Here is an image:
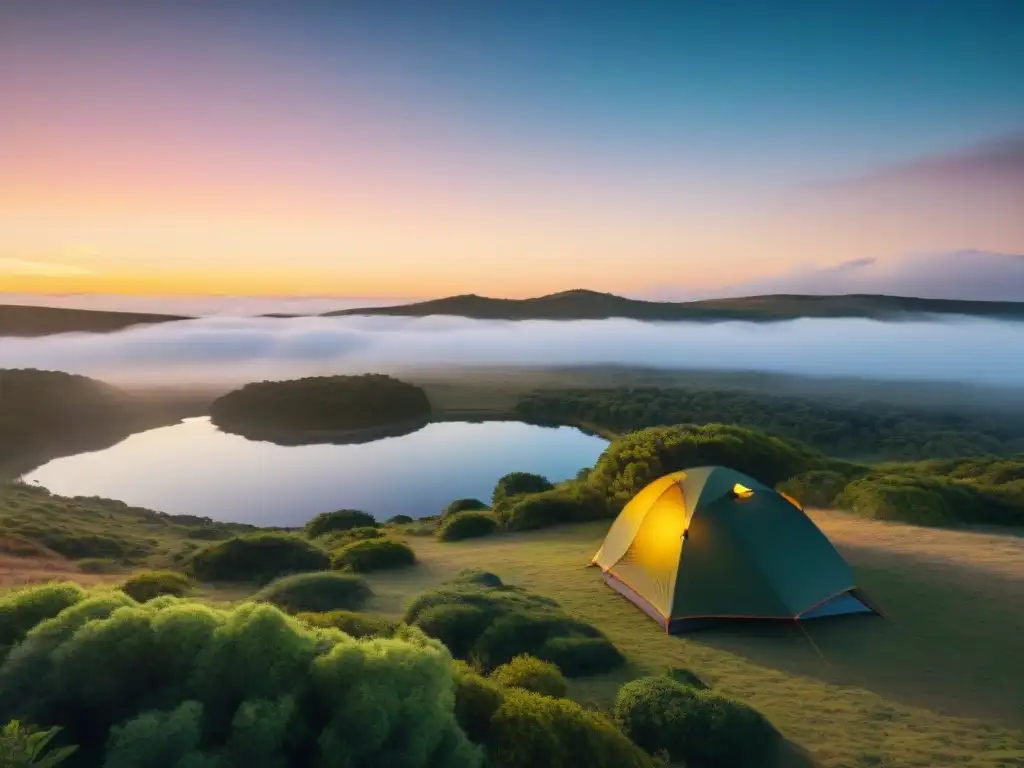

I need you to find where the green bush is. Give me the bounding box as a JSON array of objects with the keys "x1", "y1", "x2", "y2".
[
  {"x1": 502, "y1": 486, "x2": 607, "y2": 531},
  {"x1": 613, "y1": 676, "x2": 778, "y2": 767},
  {"x1": 777, "y1": 469, "x2": 853, "y2": 508},
  {"x1": 534, "y1": 636, "x2": 626, "y2": 677},
  {"x1": 305, "y1": 509, "x2": 378, "y2": 537},
  {"x1": 450, "y1": 664, "x2": 655, "y2": 768},
  {"x1": 451, "y1": 662, "x2": 504, "y2": 744},
  {"x1": 452, "y1": 570, "x2": 504, "y2": 588},
  {"x1": 0, "y1": 720, "x2": 77, "y2": 767},
  {"x1": 589, "y1": 424, "x2": 823, "y2": 508},
  {"x1": 490, "y1": 689, "x2": 655, "y2": 768},
  {"x1": 0, "y1": 594, "x2": 481, "y2": 768},
  {"x1": 294, "y1": 610, "x2": 397, "y2": 638},
  {"x1": 444, "y1": 498, "x2": 489, "y2": 516},
  {"x1": 386, "y1": 514, "x2": 414, "y2": 525},
  {"x1": 437, "y1": 512, "x2": 498, "y2": 542},
  {"x1": 406, "y1": 579, "x2": 623, "y2": 676},
  {"x1": 117, "y1": 571, "x2": 192, "y2": 602},
  {"x1": 491, "y1": 655, "x2": 568, "y2": 698},
  {"x1": 332, "y1": 538, "x2": 416, "y2": 572},
  {"x1": 0, "y1": 584, "x2": 86, "y2": 664},
  {"x1": 253, "y1": 572, "x2": 372, "y2": 613},
  {"x1": 415, "y1": 604, "x2": 494, "y2": 659},
  {"x1": 492, "y1": 472, "x2": 554, "y2": 507},
  {"x1": 189, "y1": 532, "x2": 330, "y2": 584}
]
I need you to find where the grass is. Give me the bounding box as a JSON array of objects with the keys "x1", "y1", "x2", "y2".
[
  {"x1": 0, "y1": 483, "x2": 255, "y2": 569},
  {"x1": 3, "y1": 491, "x2": 1023, "y2": 767},
  {"x1": 346, "y1": 513, "x2": 1024, "y2": 768}
]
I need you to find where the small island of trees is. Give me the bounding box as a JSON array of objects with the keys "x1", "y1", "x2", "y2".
[{"x1": 210, "y1": 374, "x2": 433, "y2": 443}]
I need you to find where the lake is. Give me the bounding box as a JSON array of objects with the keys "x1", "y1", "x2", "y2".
[{"x1": 23, "y1": 417, "x2": 608, "y2": 526}]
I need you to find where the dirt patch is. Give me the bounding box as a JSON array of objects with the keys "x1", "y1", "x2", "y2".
[{"x1": 0, "y1": 553, "x2": 122, "y2": 589}]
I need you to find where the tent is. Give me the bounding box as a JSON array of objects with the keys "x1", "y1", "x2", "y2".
[{"x1": 591, "y1": 466, "x2": 879, "y2": 632}]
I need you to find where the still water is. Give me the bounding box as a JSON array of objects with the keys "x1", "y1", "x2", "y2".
[{"x1": 25, "y1": 417, "x2": 608, "y2": 526}]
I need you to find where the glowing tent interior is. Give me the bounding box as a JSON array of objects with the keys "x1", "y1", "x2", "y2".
[{"x1": 591, "y1": 466, "x2": 879, "y2": 633}]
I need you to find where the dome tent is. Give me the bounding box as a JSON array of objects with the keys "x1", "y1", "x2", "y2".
[{"x1": 591, "y1": 466, "x2": 879, "y2": 633}]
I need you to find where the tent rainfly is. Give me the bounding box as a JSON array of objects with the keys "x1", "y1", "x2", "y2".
[{"x1": 591, "y1": 466, "x2": 879, "y2": 633}]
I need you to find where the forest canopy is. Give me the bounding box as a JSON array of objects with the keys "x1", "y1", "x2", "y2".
[{"x1": 210, "y1": 374, "x2": 432, "y2": 438}]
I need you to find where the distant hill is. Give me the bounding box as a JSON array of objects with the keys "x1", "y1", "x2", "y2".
[
  {"x1": 324, "y1": 290, "x2": 1024, "y2": 322},
  {"x1": 0, "y1": 304, "x2": 189, "y2": 337}
]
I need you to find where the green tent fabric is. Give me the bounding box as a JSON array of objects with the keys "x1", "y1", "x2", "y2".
[{"x1": 591, "y1": 466, "x2": 878, "y2": 632}]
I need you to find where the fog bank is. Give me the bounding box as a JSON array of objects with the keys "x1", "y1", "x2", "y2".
[{"x1": 1, "y1": 315, "x2": 1022, "y2": 388}]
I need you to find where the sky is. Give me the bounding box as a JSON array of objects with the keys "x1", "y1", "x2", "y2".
[{"x1": 2, "y1": 0, "x2": 1023, "y2": 299}]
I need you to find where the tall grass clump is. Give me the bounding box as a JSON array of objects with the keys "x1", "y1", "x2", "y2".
[
  {"x1": 117, "y1": 570, "x2": 192, "y2": 602},
  {"x1": 331, "y1": 538, "x2": 416, "y2": 572}
]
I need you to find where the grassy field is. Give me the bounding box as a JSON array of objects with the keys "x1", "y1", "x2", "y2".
[
  {"x1": 4, "y1": 508, "x2": 1024, "y2": 766},
  {"x1": 339, "y1": 512, "x2": 1024, "y2": 768}
]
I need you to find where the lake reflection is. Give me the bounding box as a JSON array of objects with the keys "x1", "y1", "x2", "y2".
[{"x1": 24, "y1": 417, "x2": 608, "y2": 526}]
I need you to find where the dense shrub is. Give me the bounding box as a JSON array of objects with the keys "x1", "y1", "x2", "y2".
[
  {"x1": 0, "y1": 583, "x2": 86, "y2": 663},
  {"x1": 452, "y1": 570, "x2": 504, "y2": 588},
  {"x1": 777, "y1": 469, "x2": 853, "y2": 508},
  {"x1": 534, "y1": 636, "x2": 625, "y2": 677},
  {"x1": 437, "y1": 512, "x2": 498, "y2": 542},
  {"x1": 117, "y1": 571, "x2": 192, "y2": 602},
  {"x1": 837, "y1": 470, "x2": 1024, "y2": 526},
  {"x1": 0, "y1": 589, "x2": 480, "y2": 767},
  {"x1": 613, "y1": 676, "x2": 777, "y2": 767},
  {"x1": 189, "y1": 532, "x2": 330, "y2": 584},
  {"x1": 501, "y1": 486, "x2": 607, "y2": 531},
  {"x1": 306, "y1": 509, "x2": 378, "y2": 537},
  {"x1": 405, "y1": 579, "x2": 623, "y2": 676},
  {"x1": 332, "y1": 538, "x2": 416, "y2": 572},
  {"x1": 490, "y1": 689, "x2": 655, "y2": 768},
  {"x1": 491, "y1": 655, "x2": 568, "y2": 698},
  {"x1": 450, "y1": 664, "x2": 655, "y2": 768},
  {"x1": 451, "y1": 662, "x2": 504, "y2": 744},
  {"x1": 295, "y1": 610, "x2": 397, "y2": 638},
  {"x1": 386, "y1": 514, "x2": 414, "y2": 525},
  {"x1": 491, "y1": 472, "x2": 554, "y2": 508},
  {"x1": 253, "y1": 572, "x2": 372, "y2": 613},
  {"x1": 515, "y1": 385, "x2": 1024, "y2": 461},
  {"x1": 589, "y1": 424, "x2": 824, "y2": 508},
  {"x1": 444, "y1": 498, "x2": 489, "y2": 517},
  {"x1": 0, "y1": 720, "x2": 77, "y2": 767}
]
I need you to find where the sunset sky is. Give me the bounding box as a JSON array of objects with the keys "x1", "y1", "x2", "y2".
[{"x1": 2, "y1": 0, "x2": 1023, "y2": 299}]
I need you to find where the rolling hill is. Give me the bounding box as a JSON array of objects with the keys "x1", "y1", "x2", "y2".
[
  {"x1": 325, "y1": 289, "x2": 1024, "y2": 322},
  {"x1": 0, "y1": 304, "x2": 189, "y2": 337}
]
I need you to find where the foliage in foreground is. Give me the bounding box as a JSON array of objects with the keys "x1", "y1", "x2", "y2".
[
  {"x1": 189, "y1": 532, "x2": 331, "y2": 584},
  {"x1": 437, "y1": 512, "x2": 498, "y2": 542},
  {"x1": 0, "y1": 720, "x2": 77, "y2": 767},
  {"x1": 0, "y1": 585, "x2": 480, "y2": 768},
  {"x1": 405, "y1": 576, "x2": 624, "y2": 676},
  {"x1": 613, "y1": 676, "x2": 779, "y2": 767},
  {"x1": 331, "y1": 537, "x2": 416, "y2": 572},
  {"x1": 451, "y1": 664, "x2": 657, "y2": 768},
  {"x1": 490, "y1": 655, "x2": 568, "y2": 698},
  {"x1": 253, "y1": 571, "x2": 372, "y2": 614},
  {"x1": 294, "y1": 610, "x2": 398, "y2": 639},
  {"x1": 117, "y1": 570, "x2": 192, "y2": 602}
]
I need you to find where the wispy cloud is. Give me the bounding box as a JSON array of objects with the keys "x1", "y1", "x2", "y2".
[
  {"x1": 812, "y1": 134, "x2": 1024, "y2": 191},
  {"x1": 0, "y1": 258, "x2": 94, "y2": 278}
]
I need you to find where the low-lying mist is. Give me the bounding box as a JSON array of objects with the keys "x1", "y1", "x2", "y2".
[{"x1": 1, "y1": 315, "x2": 1022, "y2": 389}]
